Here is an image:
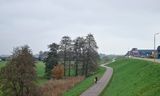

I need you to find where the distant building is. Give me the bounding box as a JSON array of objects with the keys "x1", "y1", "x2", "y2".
[
  {"x1": 130, "y1": 48, "x2": 140, "y2": 57},
  {"x1": 157, "y1": 46, "x2": 160, "y2": 59},
  {"x1": 126, "y1": 48, "x2": 154, "y2": 58},
  {"x1": 138, "y1": 50, "x2": 154, "y2": 58}
]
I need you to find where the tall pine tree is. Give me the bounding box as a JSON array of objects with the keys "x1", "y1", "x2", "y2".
[{"x1": 44, "y1": 43, "x2": 59, "y2": 79}]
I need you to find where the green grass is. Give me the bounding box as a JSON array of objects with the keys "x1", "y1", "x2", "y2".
[
  {"x1": 101, "y1": 58, "x2": 160, "y2": 96},
  {"x1": 63, "y1": 66, "x2": 106, "y2": 96},
  {"x1": 35, "y1": 61, "x2": 48, "y2": 85},
  {"x1": 35, "y1": 61, "x2": 45, "y2": 77},
  {"x1": 66, "y1": 68, "x2": 76, "y2": 76},
  {"x1": 0, "y1": 61, "x2": 7, "y2": 68}
]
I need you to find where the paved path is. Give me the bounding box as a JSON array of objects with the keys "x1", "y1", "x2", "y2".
[{"x1": 80, "y1": 60, "x2": 114, "y2": 96}]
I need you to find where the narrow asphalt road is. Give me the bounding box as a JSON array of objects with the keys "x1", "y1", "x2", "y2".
[{"x1": 80, "y1": 60, "x2": 114, "y2": 96}]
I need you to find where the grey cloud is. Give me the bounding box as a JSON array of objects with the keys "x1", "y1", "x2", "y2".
[{"x1": 0, "y1": 0, "x2": 160, "y2": 55}]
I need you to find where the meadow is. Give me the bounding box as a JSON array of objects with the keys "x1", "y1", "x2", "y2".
[
  {"x1": 0, "y1": 61, "x2": 6, "y2": 68},
  {"x1": 101, "y1": 58, "x2": 160, "y2": 96},
  {"x1": 0, "y1": 61, "x2": 106, "y2": 96}
]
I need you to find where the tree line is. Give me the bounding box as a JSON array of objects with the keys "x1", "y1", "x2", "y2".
[{"x1": 44, "y1": 33, "x2": 99, "y2": 79}]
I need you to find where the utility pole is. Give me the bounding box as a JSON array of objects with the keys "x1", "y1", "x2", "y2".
[{"x1": 154, "y1": 33, "x2": 159, "y2": 62}]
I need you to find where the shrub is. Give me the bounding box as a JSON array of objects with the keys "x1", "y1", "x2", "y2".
[{"x1": 52, "y1": 64, "x2": 64, "y2": 79}]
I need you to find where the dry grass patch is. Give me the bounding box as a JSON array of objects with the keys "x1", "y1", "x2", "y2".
[{"x1": 41, "y1": 76, "x2": 84, "y2": 96}]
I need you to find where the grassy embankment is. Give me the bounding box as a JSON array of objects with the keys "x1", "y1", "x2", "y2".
[{"x1": 101, "y1": 58, "x2": 160, "y2": 96}]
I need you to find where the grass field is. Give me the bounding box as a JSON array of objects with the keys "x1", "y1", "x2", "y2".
[
  {"x1": 64, "y1": 66, "x2": 106, "y2": 96},
  {"x1": 35, "y1": 61, "x2": 45, "y2": 77},
  {"x1": 35, "y1": 61, "x2": 48, "y2": 85},
  {"x1": 101, "y1": 58, "x2": 160, "y2": 96},
  {"x1": 0, "y1": 61, "x2": 6, "y2": 68}
]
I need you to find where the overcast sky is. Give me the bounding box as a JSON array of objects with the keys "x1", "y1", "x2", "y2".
[{"x1": 0, "y1": 0, "x2": 160, "y2": 55}]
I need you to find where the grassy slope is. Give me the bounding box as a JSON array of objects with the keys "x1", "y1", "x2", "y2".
[
  {"x1": 64, "y1": 66, "x2": 106, "y2": 96},
  {"x1": 101, "y1": 58, "x2": 160, "y2": 96}
]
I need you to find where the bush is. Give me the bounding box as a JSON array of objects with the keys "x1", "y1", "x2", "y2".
[{"x1": 52, "y1": 64, "x2": 64, "y2": 79}]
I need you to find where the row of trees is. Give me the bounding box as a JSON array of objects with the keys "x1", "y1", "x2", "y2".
[
  {"x1": 0, "y1": 33, "x2": 99, "y2": 96},
  {"x1": 0, "y1": 34, "x2": 99, "y2": 96},
  {"x1": 44, "y1": 34, "x2": 99, "y2": 79}
]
